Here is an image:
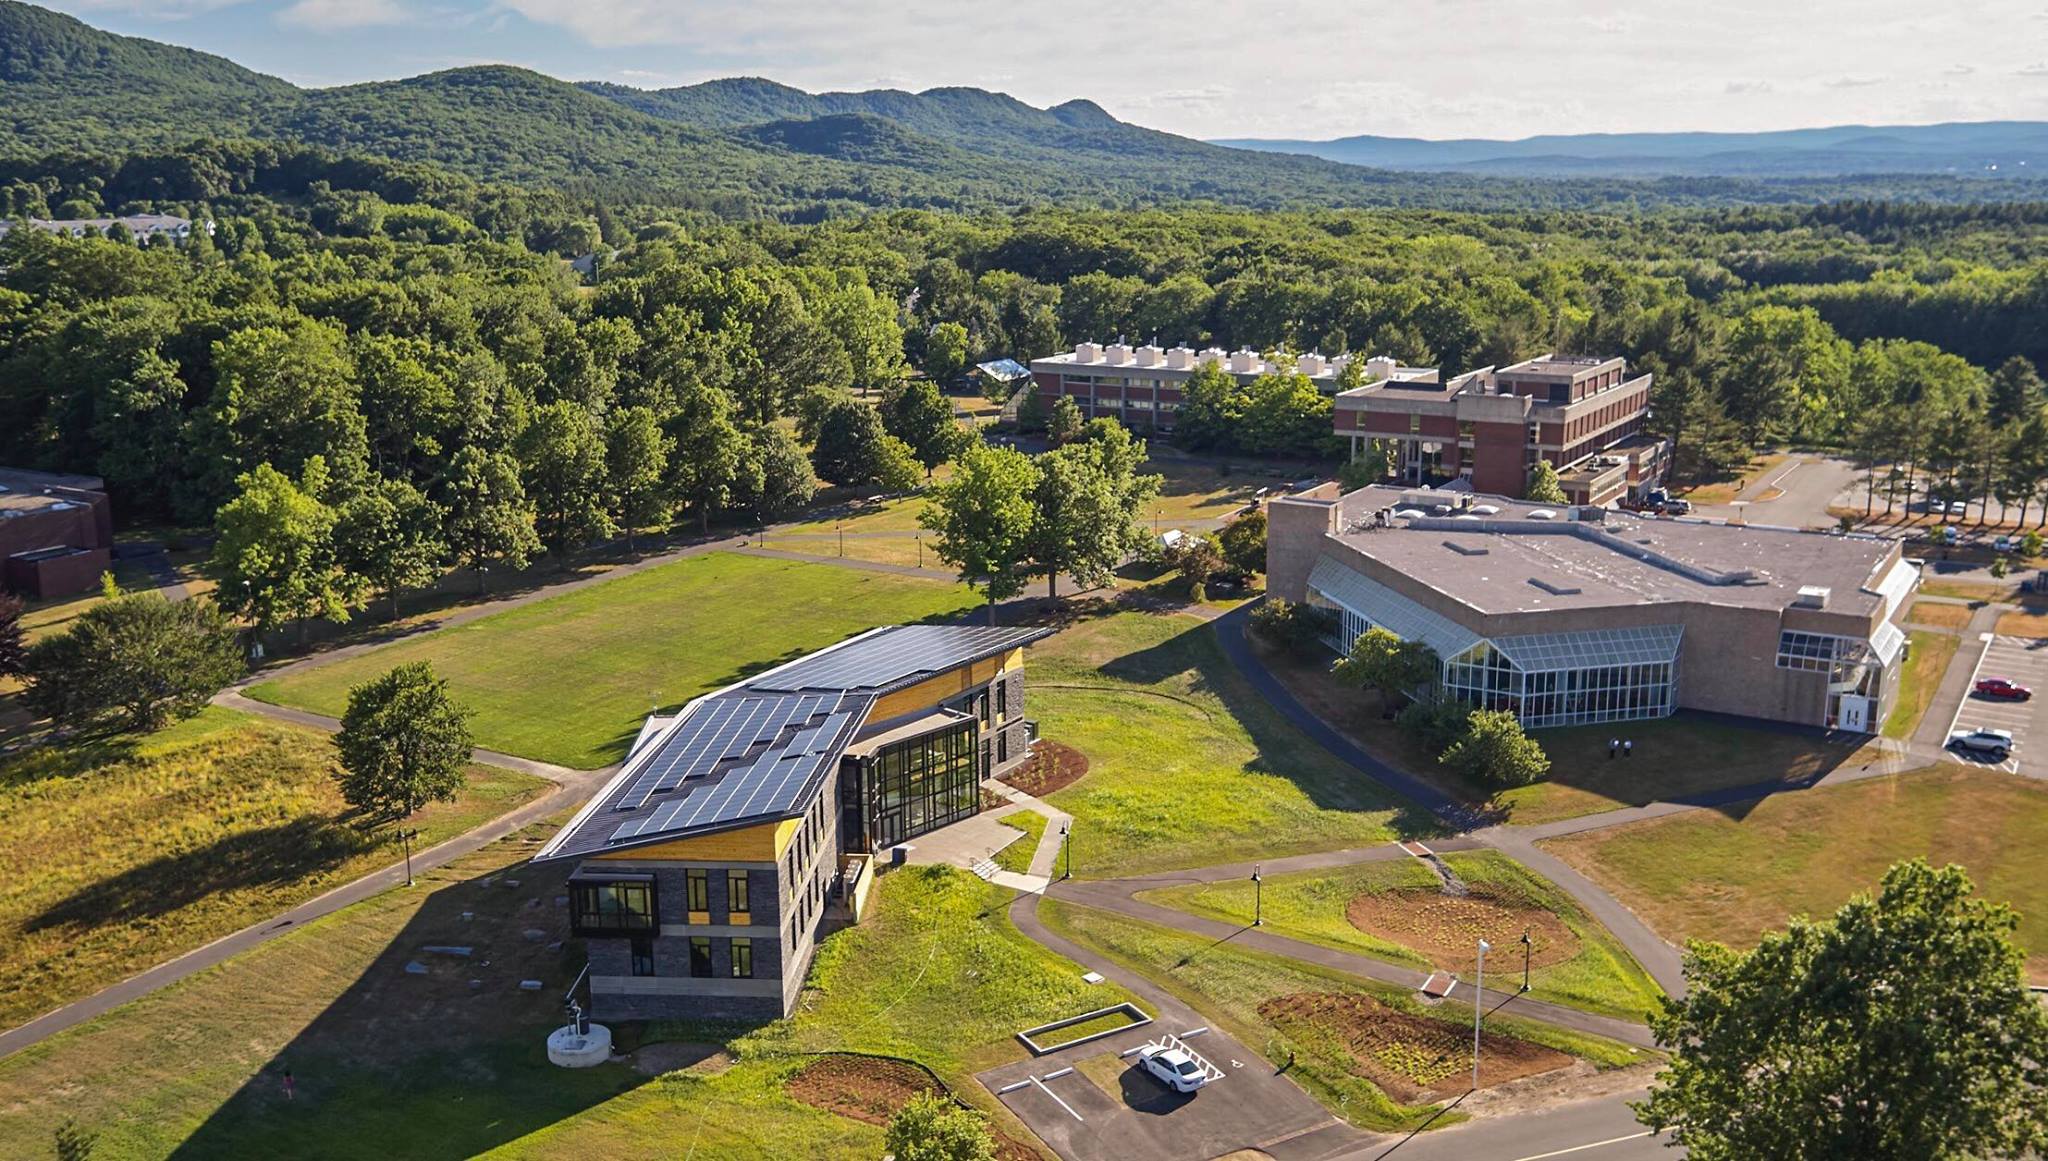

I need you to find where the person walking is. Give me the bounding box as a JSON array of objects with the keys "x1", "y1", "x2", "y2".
[
  {"x1": 1623, "y1": 737, "x2": 1634, "y2": 759},
  {"x1": 1608, "y1": 737, "x2": 1619, "y2": 760},
  {"x1": 282, "y1": 1068, "x2": 295, "y2": 1101}
]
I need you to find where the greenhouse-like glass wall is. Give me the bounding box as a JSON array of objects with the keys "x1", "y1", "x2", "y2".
[{"x1": 1442, "y1": 627, "x2": 1681, "y2": 728}]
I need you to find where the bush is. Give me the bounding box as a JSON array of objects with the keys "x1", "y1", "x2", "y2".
[
  {"x1": 1218, "y1": 509, "x2": 1267, "y2": 576},
  {"x1": 21, "y1": 588, "x2": 243, "y2": 733},
  {"x1": 1249, "y1": 597, "x2": 1333, "y2": 654},
  {"x1": 885, "y1": 1092, "x2": 995, "y2": 1161},
  {"x1": 1439, "y1": 708, "x2": 1550, "y2": 788},
  {"x1": 1396, "y1": 696, "x2": 1472, "y2": 752}
]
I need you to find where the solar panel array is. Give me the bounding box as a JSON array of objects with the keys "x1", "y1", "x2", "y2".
[
  {"x1": 749, "y1": 625, "x2": 1048, "y2": 693},
  {"x1": 607, "y1": 690, "x2": 874, "y2": 845}
]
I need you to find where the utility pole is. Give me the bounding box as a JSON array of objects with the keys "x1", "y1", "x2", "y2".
[
  {"x1": 1473, "y1": 938, "x2": 1490, "y2": 1091},
  {"x1": 1520, "y1": 929, "x2": 1532, "y2": 994}
]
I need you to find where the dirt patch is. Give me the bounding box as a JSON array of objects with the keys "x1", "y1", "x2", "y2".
[
  {"x1": 1259, "y1": 992, "x2": 1572, "y2": 1103},
  {"x1": 1347, "y1": 887, "x2": 1579, "y2": 970},
  {"x1": 1001, "y1": 739, "x2": 1089, "y2": 797},
  {"x1": 788, "y1": 1054, "x2": 1037, "y2": 1160},
  {"x1": 788, "y1": 1054, "x2": 942, "y2": 1126},
  {"x1": 632, "y1": 1041, "x2": 732, "y2": 1076}
]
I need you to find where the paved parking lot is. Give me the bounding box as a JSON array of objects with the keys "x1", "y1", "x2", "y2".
[{"x1": 1944, "y1": 633, "x2": 2048, "y2": 775}]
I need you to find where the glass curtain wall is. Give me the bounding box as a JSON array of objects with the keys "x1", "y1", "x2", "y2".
[
  {"x1": 1443, "y1": 640, "x2": 1676, "y2": 728},
  {"x1": 863, "y1": 720, "x2": 981, "y2": 849}
]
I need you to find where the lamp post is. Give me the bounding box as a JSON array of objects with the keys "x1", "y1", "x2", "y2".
[
  {"x1": 1519, "y1": 929, "x2": 1532, "y2": 994},
  {"x1": 1473, "y1": 938, "x2": 1490, "y2": 1091},
  {"x1": 1252, "y1": 865, "x2": 1263, "y2": 926},
  {"x1": 400, "y1": 828, "x2": 419, "y2": 887},
  {"x1": 838, "y1": 524, "x2": 845, "y2": 557},
  {"x1": 1061, "y1": 822, "x2": 1071, "y2": 881},
  {"x1": 916, "y1": 534, "x2": 924, "y2": 568}
]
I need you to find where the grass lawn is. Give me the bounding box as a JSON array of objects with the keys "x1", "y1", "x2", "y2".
[
  {"x1": 1137, "y1": 851, "x2": 1664, "y2": 1022},
  {"x1": 1997, "y1": 608, "x2": 2048, "y2": 636},
  {"x1": 249, "y1": 553, "x2": 981, "y2": 769},
  {"x1": 1907, "y1": 601, "x2": 1973, "y2": 631},
  {"x1": 0, "y1": 706, "x2": 546, "y2": 1030},
  {"x1": 1542, "y1": 765, "x2": 2048, "y2": 983},
  {"x1": 1919, "y1": 578, "x2": 2019, "y2": 603},
  {"x1": 1883, "y1": 629, "x2": 1959, "y2": 739},
  {"x1": 1030, "y1": 609, "x2": 1426, "y2": 877},
  {"x1": 1675, "y1": 451, "x2": 1787, "y2": 505},
  {"x1": 758, "y1": 532, "x2": 934, "y2": 571},
  {"x1": 0, "y1": 825, "x2": 1110, "y2": 1158},
  {"x1": 1041, "y1": 901, "x2": 1649, "y2": 1133},
  {"x1": 1251, "y1": 635, "x2": 1864, "y2": 826},
  {"x1": 992, "y1": 809, "x2": 1049, "y2": 874},
  {"x1": 1145, "y1": 460, "x2": 1267, "y2": 525}
]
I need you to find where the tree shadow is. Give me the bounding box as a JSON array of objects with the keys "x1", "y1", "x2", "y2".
[
  {"x1": 0, "y1": 730, "x2": 144, "y2": 786},
  {"x1": 168, "y1": 836, "x2": 666, "y2": 1160},
  {"x1": 27, "y1": 818, "x2": 373, "y2": 934}
]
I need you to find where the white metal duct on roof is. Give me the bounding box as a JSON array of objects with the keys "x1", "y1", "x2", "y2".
[
  {"x1": 1307, "y1": 557, "x2": 1480, "y2": 660},
  {"x1": 1489, "y1": 624, "x2": 1684, "y2": 672},
  {"x1": 1871, "y1": 619, "x2": 1907, "y2": 667}
]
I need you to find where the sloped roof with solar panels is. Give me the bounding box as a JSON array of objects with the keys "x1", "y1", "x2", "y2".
[{"x1": 533, "y1": 624, "x2": 1050, "y2": 861}]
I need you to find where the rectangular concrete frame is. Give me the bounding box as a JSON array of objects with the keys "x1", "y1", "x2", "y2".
[{"x1": 1016, "y1": 1002, "x2": 1153, "y2": 1056}]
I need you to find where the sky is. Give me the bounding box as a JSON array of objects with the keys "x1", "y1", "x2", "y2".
[{"x1": 43, "y1": 0, "x2": 2048, "y2": 140}]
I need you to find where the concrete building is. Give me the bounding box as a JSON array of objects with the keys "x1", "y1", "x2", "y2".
[
  {"x1": 0, "y1": 214, "x2": 211, "y2": 243},
  {"x1": 1028, "y1": 341, "x2": 1430, "y2": 433},
  {"x1": 1333, "y1": 354, "x2": 1666, "y2": 505},
  {"x1": 1267, "y1": 483, "x2": 1917, "y2": 732},
  {"x1": 531, "y1": 624, "x2": 1048, "y2": 1022},
  {"x1": 0, "y1": 468, "x2": 114, "y2": 599}
]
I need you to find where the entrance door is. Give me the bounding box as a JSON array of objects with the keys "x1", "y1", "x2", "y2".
[{"x1": 1837, "y1": 694, "x2": 1871, "y2": 733}]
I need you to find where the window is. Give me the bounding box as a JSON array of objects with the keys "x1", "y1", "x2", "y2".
[
  {"x1": 997, "y1": 730, "x2": 1009, "y2": 765},
  {"x1": 859, "y1": 720, "x2": 981, "y2": 850},
  {"x1": 731, "y1": 938, "x2": 755, "y2": 979},
  {"x1": 1408, "y1": 413, "x2": 1422, "y2": 433},
  {"x1": 686, "y1": 868, "x2": 709, "y2": 912},
  {"x1": 689, "y1": 936, "x2": 713, "y2": 977},
  {"x1": 568, "y1": 877, "x2": 657, "y2": 936},
  {"x1": 728, "y1": 869, "x2": 751, "y2": 919},
  {"x1": 630, "y1": 936, "x2": 655, "y2": 977}
]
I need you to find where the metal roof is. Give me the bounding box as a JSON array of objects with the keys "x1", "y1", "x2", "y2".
[
  {"x1": 1486, "y1": 624, "x2": 1684, "y2": 671},
  {"x1": 1308, "y1": 556, "x2": 1480, "y2": 660},
  {"x1": 534, "y1": 624, "x2": 1049, "y2": 861}
]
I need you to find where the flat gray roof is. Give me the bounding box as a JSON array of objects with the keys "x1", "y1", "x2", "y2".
[{"x1": 1329, "y1": 486, "x2": 1900, "y2": 617}]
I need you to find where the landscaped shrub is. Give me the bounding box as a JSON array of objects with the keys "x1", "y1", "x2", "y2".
[
  {"x1": 1439, "y1": 708, "x2": 1550, "y2": 788},
  {"x1": 1249, "y1": 597, "x2": 1334, "y2": 654},
  {"x1": 1396, "y1": 696, "x2": 1472, "y2": 753}
]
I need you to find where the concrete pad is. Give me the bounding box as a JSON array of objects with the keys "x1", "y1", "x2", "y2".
[{"x1": 900, "y1": 812, "x2": 1027, "y2": 870}]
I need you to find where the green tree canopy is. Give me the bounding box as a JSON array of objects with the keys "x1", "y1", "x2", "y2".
[
  {"x1": 605, "y1": 404, "x2": 674, "y2": 545},
  {"x1": 439, "y1": 446, "x2": 541, "y2": 592},
  {"x1": 1044, "y1": 394, "x2": 1084, "y2": 446},
  {"x1": 1334, "y1": 626, "x2": 1440, "y2": 705},
  {"x1": 211, "y1": 458, "x2": 361, "y2": 636},
  {"x1": 1638, "y1": 859, "x2": 2048, "y2": 1160},
  {"x1": 334, "y1": 661, "x2": 475, "y2": 818},
  {"x1": 809, "y1": 396, "x2": 891, "y2": 486},
  {"x1": 22, "y1": 585, "x2": 242, "y2": 733},
  {"x1": 1525, "y1": 460, "x2": 1567, "y2": 503},
  {"x1": 335, "y1": 477, "x2": 447, "y2": 619},
  {"x1": 736, "y1": 423, "x2": 816, "y2": 523},
  {"x1": 1217, "y1": 509, "x2": 1267, "y2": 576},
  {"x1": 922, "y1": 321, "x2": 970, "y2": 385},
  {"x1": 884, "y1": 1093, "x2": 995, "y2": 1161},
  {"x1": 518, "y1": 398, "x2": 616, "y2": 553},
  {"x1": 919, "y1": 439, "x2": 1038, "y2": 621},
  {"x1": 0, "y1": 592, "x2": 23, "y2": 678},
  {"x1": 884, "y1": 377, "x2": 966, "y2": 477},
  {"x1": 1438, "y1": 707, "x2": 1548, "y2": 788}
]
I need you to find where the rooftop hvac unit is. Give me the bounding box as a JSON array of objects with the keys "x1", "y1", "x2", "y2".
[
  {"x1": 1134, "y1": 344, "x2": 1163, "y2": 367},
  {"x1": 1296, "y1": 352, "x2": 1327, "y2": 376},
  {"x1": 1103, "y1": 343, "x2": 1132, "y2": 364},
  {"x1": 1073, "y1": 341, "x2": 1100, "y2": 362},
  {"x1": 1793, "y1": 585, "x2": 1830, "y2": 609},
  {"x1": 1165, "y1": 346, "x2": 1195, "y2": 369},
  {"x1": 1229, "y1": 349, "x2": 1259, "y2": 374}
]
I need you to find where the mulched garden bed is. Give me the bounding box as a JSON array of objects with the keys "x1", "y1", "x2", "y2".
[
  {"x1": 786, "y1": 1054, "x2": 1037, "y2": 1160},
  {"x1": 1258, "y1": 992, "x2": 1572, "y2": 1103},
  {"x1": 1000, "y1": 739, "x2": 1089, "y2": 797},
  {"x1": 1346, "y1": 887, "x2": 1579, "y2": 971}
]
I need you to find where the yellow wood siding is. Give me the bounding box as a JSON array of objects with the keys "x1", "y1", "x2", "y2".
[
  {"x1": 865, "y1": 649, "x2": 1022, "y2": 724},
  {"x1": 591, "y1": 817, "x2": 798, "y2": 862}
]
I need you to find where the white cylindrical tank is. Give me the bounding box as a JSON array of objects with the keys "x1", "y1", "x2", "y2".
[{"x1": 547, "y1": 1023, "x2": 613, "y2": 1068}]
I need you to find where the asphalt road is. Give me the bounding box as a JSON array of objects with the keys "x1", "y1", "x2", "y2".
[{"x1": 1346, "y1": 1089, "x2": 1673, "y2": 1161}]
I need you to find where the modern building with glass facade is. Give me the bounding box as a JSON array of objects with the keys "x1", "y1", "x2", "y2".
[
  {"x1": 531, "y1": 624, "x2": 1047, "y2": 1023},
  {"x1": 1268, "y1": 484, "x2": 1917, "y2": 733}
]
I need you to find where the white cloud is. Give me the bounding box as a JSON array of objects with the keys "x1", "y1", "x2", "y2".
[
  {"x1": 2018, "y1": 62, "x2": 2048, "y2": 76},
  {"x1": 1824, "y1": 75, "x2": 1888, "y2": 88},
  {"x1": 1725, "y1": 80, "x2": 1773, "y2": 94},
  {"x1": 1944, "y1": 63, "x2": 1977, "y2": 75},
  {"x1": 278, "y1": 0, "x2": 406, "y2": 29}
]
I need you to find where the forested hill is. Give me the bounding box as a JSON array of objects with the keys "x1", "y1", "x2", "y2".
[{"x1": 3, "y1": 0, "x2": 2046, "y2": 216}]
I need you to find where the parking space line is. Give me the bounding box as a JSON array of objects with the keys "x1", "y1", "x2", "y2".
[{"x1": 1030, "y1": 1074, "x2": 1084, "y2": 1122}]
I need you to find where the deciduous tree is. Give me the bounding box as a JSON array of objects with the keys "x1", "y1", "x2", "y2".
[
  {"x1": 334, "y1": 661, "x2": 475, "y2": 819},
  {"x1": 922, "y1": 321, "x2": 970, "y2": 386},
  {"x1": 1044, "y1": 395, "x2": 1084, "y2": 447},
  {"x1": 211, "y1": 458, "x2": 361, "y2": 637},
  {"x1": 885, "y1": 1092, "x2": 995, "y2": 1161},
  {"x1": 1525, "y1": 460, "x2": 1567, "y2": 504},
  {"x1": 518, "y1": 399, "x2": 616, "y2": 552},
  {"x1": 1637, "y1": 859, "x2": 2048, "y2": 1160},
  {"x1": 21, "y1": 586, "x2": 242, "y2": 733},
  {"x1": 884, "y1": 377, "x2": 966, "y2": 477},
  {"x1": 919, "y1": 440, "x2": 1038, "y2": 622},
  {"x1": 1438, "y1": 708, "x2": 1547, "y2": 788},
  {"x1": 605, "y1": 404, "x2": 673, "y2": 546},
  {"x1": 336, "y1": 477, "x2": 447, "y2": 619},
  {"x1": 439, "y1": 446, "x2": 541, "y2": 593},
  {"x1": 1334, "y1": 627, "x2": 1440, "y2": 705},
  {"x1": 1217, "y1": 509, "x2": 1267, "y2": 577}
]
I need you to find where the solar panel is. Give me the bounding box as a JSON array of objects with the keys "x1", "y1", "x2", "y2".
[{"x1": 751, "y1": 625, "x2": 1047, "y2": 693}]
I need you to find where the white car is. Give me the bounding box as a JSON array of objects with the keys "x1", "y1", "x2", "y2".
[
  {"x1": 1137, "y1": 1044, "x2": 1210, "y2": 1093},
  {"x1": 1949, "y1": 727, "x2": 2015, "y2": 759},
  {"x1": 1949, "y1": 500, "x2": 1970, "y2": 517}
]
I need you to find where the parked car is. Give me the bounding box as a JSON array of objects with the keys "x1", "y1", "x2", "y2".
[
  {"x1": 1948, "y1": 727, "x2": 2015, "y2": 759},
  {"x1": 1974, "y1": 677, "x2": 2033, "y2": 701},
  {"x1": 1949, "y1": 500, "x2": 1970, "y2": 517},
  {"x1": 1137, "y1": 1044, "x2": 1211, "y2": 1093},
  {"x1": 1659, "y1": 498, "x2": 1693, "y2": 516},
  {"x1": 1995, "y1": 535, "x2": 2016, "y2": 553}
]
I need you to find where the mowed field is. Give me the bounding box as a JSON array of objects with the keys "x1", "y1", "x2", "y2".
[
  {"x1": 1029, "y1": 609, "x2": 1425, "y2": 876},
  {"x1": 1542, "y1": 765, "x2": 2048, "y2": 981},
  {"x1": 0, "y1": 707, "x2": 546, "y2": 1029},
  {"x1": 0, "y1": 820, "x2": 1114, "y2": 1160},
  {"x1": 249, "y1": 553, "x2": 982, "y2": 769}
]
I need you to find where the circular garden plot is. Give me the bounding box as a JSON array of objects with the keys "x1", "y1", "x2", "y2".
[
  {"x1": 1000, "y1": 739, "x2": 1089, "y2": 797},
  {"x1": 1258, "y1": 992, "x2": 1572, "y2": 1103},
  {"x1": 1346, "y1": 887, "x2": 1578, "y2": 970}
]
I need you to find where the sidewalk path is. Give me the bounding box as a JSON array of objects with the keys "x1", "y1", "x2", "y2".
[{"x1": 1913, "y1": 605, "x2": 2000, "y2": 749}]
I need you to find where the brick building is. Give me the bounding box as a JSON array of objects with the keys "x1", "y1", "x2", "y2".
[
  {"x1": 1028, "y1": 341, "x2": 1431, "y2": 433},
  {"x1": 531, "y1": 624, "x2": 1048, "y2": 1022},
  {"x1": 0, "y1": 468, "x2": 114, "y2": 598},
  {"x1": 1333, "y1": 354, "x2": 1666, "y2": 505}
]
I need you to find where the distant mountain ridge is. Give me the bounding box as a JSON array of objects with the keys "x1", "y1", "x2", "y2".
[
  {"x1": 2, "y1": 0, "x2": 2044, "y2": 215},
  {"x1": 1214, "y1": 123, "x2": 2048, "y2": 178}
]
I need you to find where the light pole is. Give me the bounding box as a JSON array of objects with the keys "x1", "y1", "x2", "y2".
[
  {"x1": 1061, "y1": 822, "x2": 1071, "y2": 881},
  {"x1": 1252, "y1": 865, "x2": 1263, "y2": 926},
  {"x1": 400, "y1": 828, "x2": 419, "y2": 887},
  {"x1": 1473, "y1": 938, "x2": 1490, "y2": 1091},
  {"x1": 916, "y1": 534, "x2": 924, "y2": 568},
  {"x1": 838, "y1": 524, "x2": 845, "y2": 557},
  {"x1": 1519, "y1": 929, "x2": 1532, "y2": 994}
]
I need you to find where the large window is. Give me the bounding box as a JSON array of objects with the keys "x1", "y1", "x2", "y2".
[
  {"x1": 689, "y1": 937, "x2": 713, "y2": 978},
  {"x1": 569, "y1": 876, "x2": 656, "y2": 936},
  {"x1": 861, "y1": 719, "x2": 981, "y2": 850},
  {"x1": 630, "y1": 936, "x2": 655, "y2": 977},
  {"x1": 730, "y1": 938, "x2": 755, "y2": 979},
  {"x1": 686, "y1": 868, "x2": 709, "y2": 912},
  {"x1": 1442, "y1": 632, "x2": 1677, "y2": 730},
  {"x1": 727, "y1": 870, "x2": 751, "y2": 920}
]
